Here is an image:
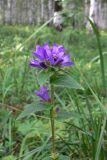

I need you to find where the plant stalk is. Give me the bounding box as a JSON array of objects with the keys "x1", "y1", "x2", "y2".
[{"x1": 50, "y1": 84, "x2": 56, "y2": 159}]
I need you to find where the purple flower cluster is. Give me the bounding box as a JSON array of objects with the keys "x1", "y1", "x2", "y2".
[
  {"x1": 35, "y1": 86, "x2": 51, "y2": 102},
  {"x1": 30, "y1": 43, "x2": 73, "y2": 69},
  {"x1": 31, "y1": 43, "x2": 74, "y2": 102}
]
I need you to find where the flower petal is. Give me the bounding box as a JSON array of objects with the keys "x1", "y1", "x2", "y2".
[
  {"x1": 32, "y1": 45, "x2": 45, "y2": 60},
  {"x1": 30, "y1": 59, "x2": 41, "y2": 68},
  {"x1": 61, "y1": 54, "x2": 74, "y2": 66},
  {"x1": 35, "y1": 86, "x2": 50, "y2": 102}
]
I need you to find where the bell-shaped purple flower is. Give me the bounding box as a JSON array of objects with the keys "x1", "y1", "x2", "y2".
[
  {"x1": 30, "y1": 43, "x2": 74, "y2": 69},
  {"x1": 35, "y1": 86, "x2": 51, "y2": 102}
]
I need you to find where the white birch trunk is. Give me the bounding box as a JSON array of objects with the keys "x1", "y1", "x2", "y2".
[
  {"x1": 53, "y1": 12, "x2": 63, "y2": 27},
  {"x1": 86, "y1": 0, "x2": 107, "y2": 30},
  {"x1": 97, "y1": 0, "x2": 107, "y2": 29},
  {"x1": 86, "y1": 0, "x2": 97, "y2": 31},
  {"x1": 41, "y1": 0, "x2": 44, "y2": 22},
  {"x1": 0, "y1": 0, "x2": 3, "y2": 23},
  {"x1": 4, "y1": 0, "x2": 11, "y2": 23},
  {"x1": 11, "y1": 0, "x2": 17, "y2": 24},
  {"x1": 37, "y1": 0, "x2": 41, "y2": 24},
  {"x1": 53, "y1": 0, "x2": 63, "y2": 31},
  {"x1": 84, "y1": 0, "x2": 90, "y2": 24}
]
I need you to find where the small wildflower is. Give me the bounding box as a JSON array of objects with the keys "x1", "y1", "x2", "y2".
[{"x1": 35, "y1": 86, "x2": 51, "y2": 102}]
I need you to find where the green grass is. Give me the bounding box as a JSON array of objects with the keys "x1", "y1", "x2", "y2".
[{"x1": 0, "y1": 25, "x2": 107, "y2": 160}]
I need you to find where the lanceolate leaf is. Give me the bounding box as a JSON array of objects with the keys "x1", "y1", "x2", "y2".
[
  {"x1": 17, "y1": 101, "x2": 45, "y2": 120},
  {"x1": 59, "y1": 155, "x2": 70, "y2": 160},
  {"x1": 38, "y1": 71, "x2": 53, "y2": 85},
  {"x1": 57, "y1": 111, "x2": 80, "y2": 121},
  {"x1": 52, "y1": 75, "x2": 84, "y2": 90}
]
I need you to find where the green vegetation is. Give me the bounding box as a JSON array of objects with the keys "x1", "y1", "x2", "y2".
[{"x1": 0, "y1": 25, "x2": 107, "y2": 160}]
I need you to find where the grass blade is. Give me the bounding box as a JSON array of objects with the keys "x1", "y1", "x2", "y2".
[{"x1": 95, "y1": 117, "x2": 106, "y2": 160}]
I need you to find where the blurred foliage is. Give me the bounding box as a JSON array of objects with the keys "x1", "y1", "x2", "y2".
[{"x1": 61, "y1": 0, "x2": 84, "y2": 28}]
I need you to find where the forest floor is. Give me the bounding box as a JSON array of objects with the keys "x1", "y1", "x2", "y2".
[{"x1": 0, "y1": 25, "x2": 107, "y2": 160}]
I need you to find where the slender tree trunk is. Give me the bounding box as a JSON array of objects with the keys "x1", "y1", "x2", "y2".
[
  {"x1": 4, "y1": 0, "x2": 11, "y2": 24},
  {"x1": 53, "y1": 0, "x2": 63, "y2": 31},
  {"x1": 84, "y1": 0, "x2": 90, "y2": 24},
  {"x1": 41, "y1": 0, "x2": 44, "y2": 22},
  {"x1": 86, "y1": 0, "x2": 97, "y2": 31},
  {"x1": 0, "y1": 0, "x2": 3, "y2": 24}
]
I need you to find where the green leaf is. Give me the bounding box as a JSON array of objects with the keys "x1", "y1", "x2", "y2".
[
  {"x1": 59, "y1": 155, "x2": 70, "y2": 160},
  {"x1": 2, "y1": 155, "x2": 16, "y2": 160},
  {"x1": 38, "y1": 71, "x2": 53, "y2": 85},
  {"x1": 52, "y1": 75, "x2": 84, "y2": 90},
  {"x1": 95, "y1": 117, "x2": 107, "y2": 160},
  {"x1": 17, "y1": 101, "x2": 45, "y2": 120},
  {"x1": 57, "y1": 111, "x2": 80, "y2": 120}
]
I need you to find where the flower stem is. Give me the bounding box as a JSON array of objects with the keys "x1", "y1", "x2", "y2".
[
  {"x1": 50, "y1": 84, "x2": 56, "y2": 159},
  {"x1": 50, "y1": 108, "x2": 56, "y2": 159}
]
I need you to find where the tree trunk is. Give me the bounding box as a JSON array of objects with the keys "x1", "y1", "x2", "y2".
[
  {"x1": 86, "y1": 0, "x2": 107, "y2": 30},
  {"x1": 97, "y1": 0, "x2": 107, "y2": 29},
  {"x1": 53, "y1": 0, "x2": 63, "y2": 31},
  {"x1": 86, "y1": 0, "x2": 97, "y2": 31}
]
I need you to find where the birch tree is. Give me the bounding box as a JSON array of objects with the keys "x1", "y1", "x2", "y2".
[
  {"x1": 53, "y1": 0, "x2": 63, "y2": 31},
  {"x1": 86, "y1": 0, "x2": 107, "y2": 31}
]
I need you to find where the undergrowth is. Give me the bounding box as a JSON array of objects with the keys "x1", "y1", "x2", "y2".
[{"x1": 0, "y1": 25, "x2": 107, "y2": 160}]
